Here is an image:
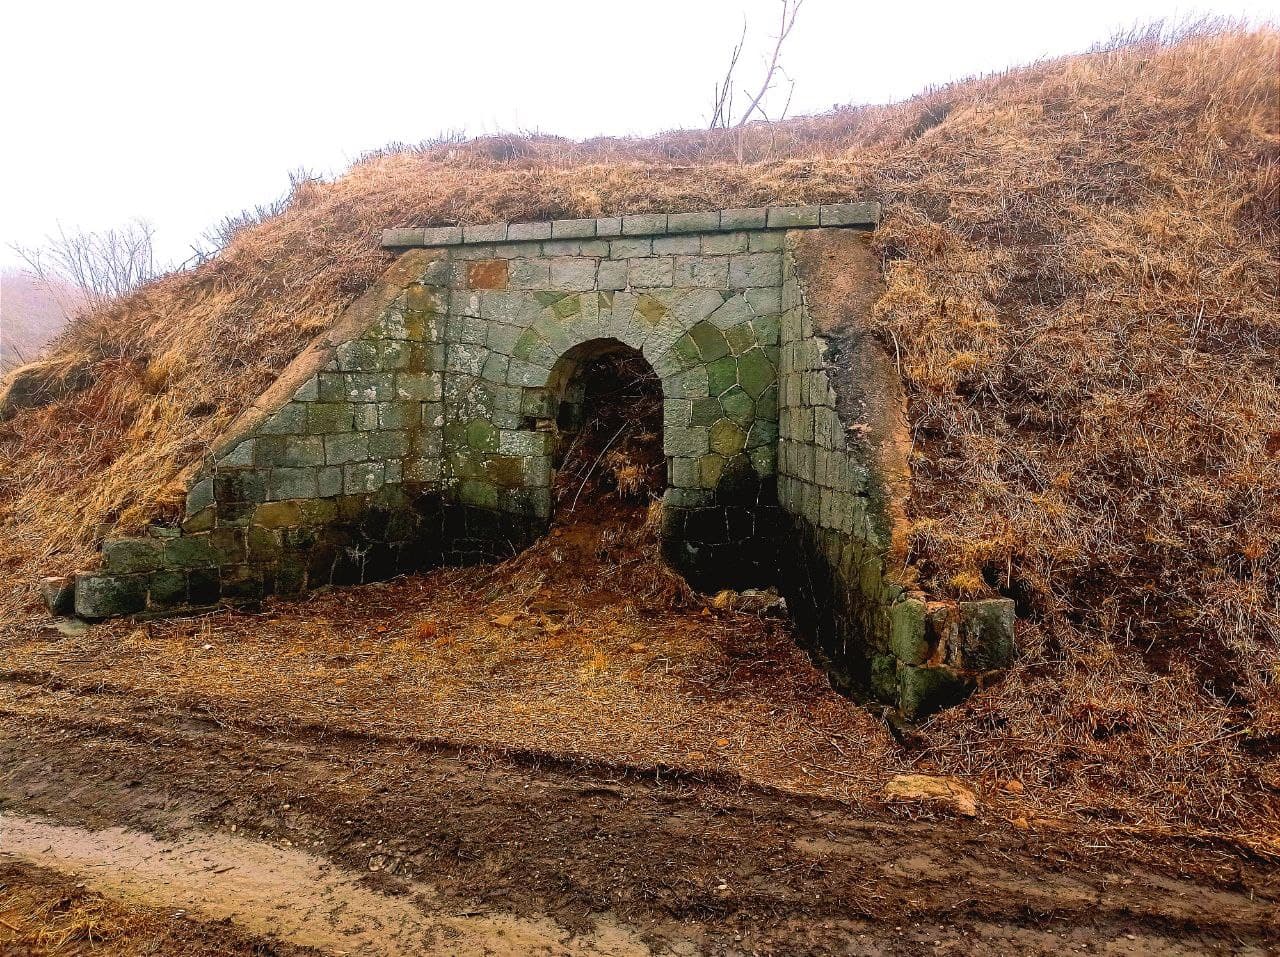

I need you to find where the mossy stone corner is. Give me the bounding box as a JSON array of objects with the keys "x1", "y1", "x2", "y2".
[{"x1": 53, "y1": 205, "x2": 1017, "y2": 721}]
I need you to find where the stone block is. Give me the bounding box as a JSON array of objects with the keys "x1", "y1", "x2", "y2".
[
  {"x1": 732, "y1": 350, "x2": 776, "y2": 402},
  {"x1": 351, "y1": 403, "x2": 378, "y2": 431},
  {"x1": 220, "y1": 564, "x2": 265, "y2": 600},
  {"x1": 75, "y1": 573, "x2": 147, "y2": 618},
  {"x1": 720, "y1": 208, "x2": 767, "y2": 230},
  {"x1": 344, "y1": 372, "x2": 396, "y2": 402},
  {"x1": 462, "y1": 222, "x2": 507, "y2": 243},
  {"x1": 898, "y1": 665, "x2": 973, "y2": 721},
  {"x1": 422, "y1": 226, "x2": 462, "y2": 246},
  {"x1": 382, "y1": 227, "x2": 425, "y2": 247},
  {"x1": 336, "y1": 339, "x2": 380, "y2": 372},
  {"x1": 344, "y1": 461, "x2": 385, "y2": 495},
  {"x1": 628, "y1": 257, "x2": 673, "y2": 288},
  {"x1": 889, "y1": 598, "x2": 929, "y2": 665},
  {"x1": 673, "y1": 256, "x2": 729, "y2": 288},
  {"x1": 258, "y1": 402, "x2": 308, "y2": 436},
  {"x1": 597, "y1": 259, "x2": 628, "y2": 291},
  {"x1": 467, "y1": 260, "x2": 509, "y2": 290},
  {"x1": 549, "y1": 258, "x2": 598, "y2": 291},
  {"x1": 709, "y1": 419, "x2": 747, "y2": 456},
  {"x1": 595, "y1": 216, "x2": 623, "y2": 237},
  {"x1": 653, "y1": 235, "x2": 701, "y2": 255},
  {"x1": 766, "y1": 206, "x2": 819, "y2": 228},
  {"x1": 748, "y1": 231, "x2": 785, "y2": 252},
  {"x1": 509, "y1": 259, "x2": 550, "y2": 289},
  {"x1": 395, "y1": 372, "x2": 442, "y2": 401},
  {"x1": 269, "y1": 467, "x2": 320, "y2": 500},
  {"x1": 729, "y1": 253, "x2": 783, "y2": 288},
  {"x1": 819, "y1": 202, "x2": 880, "y2": 227},
  {"x1": 747, "y1": 284, "x2": 783, "y2": 317},
  {"x1": 667, "y1": 425, "x2": 710, "y2": 457},
  {"x1": 667, "y1": 210, "x2": 721, "y2": 233},
  {"x1": 689, "y1": 321, "x2": 730, "y2": 362},
  {"x1": 456, "y1": 479, "x2": 498, "y2": 509},
  {"x1": 610, "y1": 237, "x2": 652, "y2": 258},
  {"x1": 706, "y1": 355, "x2": 738, "y2": 396},
  {"x1": 281, "y1": 436, "x2": 325, "y2": 468},
  {"x1": 324, "y1": 432, "x2": 369, "y2": 465},
  {"x1": 162, "y1": 534, "x2": 220, "y2": 568},
  {"x1": 701, "y1": 232, "x2": 748, "y2": 255},
  {"x1": 148, "y1": 569, "x2": 188, "y2": 607},
  {"x1": 551, "y1": 218, "x2": 596, "y2": 238},
  {"x1": 956, "y1": 599, "x2": 1017, "y2": 670},
  {"x1": 185, "y1": 477, "x2": 215, "y2": 516},
  {"x1": 405, "y1": 283, "x2": 449, "y2": 313},
  {"x1": 508, "y1": 221, "x2": 552, "y2": 241},
  {"x1": 369, "y1": 430, "x2": 410, "y2": 458},
  {"x1": 622, "y1": 213, "x2": 667, "y2": 235},
  {"x1": 40, "y1": 576, "x2": 76, "y2": 615},
  {"x1": 708, "y1": 293, "x2": 753, "y2": 330},
  {"x1": 103, "y1": 537, "x2": 166, "y2": 575}
]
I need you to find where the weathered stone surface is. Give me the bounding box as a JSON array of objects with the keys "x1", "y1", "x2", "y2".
[
  {"x1": 766, "y1": 206, "x2": 819, "y2": 228},
  {"x1": 75, "y1": 573, "x2": 146, "y2": 618},
  {"x1": 40, "y1": 576, "x2": 75, "y2": 615},
  {"x1": 507, "y1": 221, "x2": 552, "y2": 241},
  {"x1": 622, "y1": 213, "x2": 667, "y2": 235},
  {"x1": 467, "y1": 260, "x2": 509, "y2": 290}
]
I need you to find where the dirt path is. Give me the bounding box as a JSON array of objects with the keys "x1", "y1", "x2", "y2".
[
  {"x1": 2, "y1": 697, "x2": 1275, "y2": 956},
  {"x1": 3, "y1": 814, "x2": 660, "y2": 956}
]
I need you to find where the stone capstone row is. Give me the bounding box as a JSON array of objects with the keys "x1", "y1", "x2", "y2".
[{"x1": 381, "y1": 203, "x2": 880, "y2": 250}]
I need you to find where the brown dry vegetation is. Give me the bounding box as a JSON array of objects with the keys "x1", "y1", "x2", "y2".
[{"x1": 1, "y1": 25, "x2": 1277, "y2": 850}]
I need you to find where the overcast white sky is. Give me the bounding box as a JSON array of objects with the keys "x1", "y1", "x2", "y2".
[{"x1": 1, "y1": 0, "x2": 1274, "y2": 270}]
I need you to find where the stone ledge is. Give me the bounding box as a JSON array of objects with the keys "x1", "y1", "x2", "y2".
[{"x1": 382, "y1": 203, "x2": 880, "y2": 250}]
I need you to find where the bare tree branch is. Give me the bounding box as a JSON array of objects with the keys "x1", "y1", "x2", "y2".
[
  {"x1": 709, "y1": 18, "x2": 747, "y2": 129},
  {"x1": 735, "y1": 0, "x2": 804, "y2": 128}
]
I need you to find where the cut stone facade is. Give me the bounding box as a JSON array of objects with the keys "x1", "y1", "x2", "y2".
[{"x1": 48, "y1": 203, "x2": 1015, "y2": 720}]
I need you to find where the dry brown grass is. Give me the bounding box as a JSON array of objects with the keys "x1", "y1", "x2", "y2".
[{"x1": 0, "y1": 24, "x2": 1276, "y2": 847}]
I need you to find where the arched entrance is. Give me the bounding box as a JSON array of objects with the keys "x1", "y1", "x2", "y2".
[{"x1": 544, "y1": 339, "x2": 664, "y2": 522}]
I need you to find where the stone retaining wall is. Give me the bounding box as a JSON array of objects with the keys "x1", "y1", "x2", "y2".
[
  {"x1": 47, "y1": 203, "x2": 1016, "y2": 720},
  {"x1": 776, "y1": 229, "x2": 1015, "y2": 719}
]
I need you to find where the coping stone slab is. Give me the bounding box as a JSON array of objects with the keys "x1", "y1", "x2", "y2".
[
  {"x1": 507, "y1": 221, "x2": 552, "y2": 241},
  {"x1": 551, "y1": 218, "x2": 596, "y2": 238},
  {"x1": 766, "y1": 206, "x2": 820, "y2": 228},
  {"x1": 422, "y1": 226, "x2": 463, "y2": 246},
  {"x1": 382, "y1": 227, "x2": 425, "y2": 247},
  {"x1": 595, "y1": 216, "x2": 623, "y2": 237},
  {"x1": 819, "y1": 202, "x2": 880, "y2": 227},
  {"x1": 668, "y1": 211, "x2": 721, "y2": 234},
  {"x1": 622, "y1": 213, "x2": 668, "y2": 235},
  {"x1": 463, "y1": 223, "x2": 508, "y2": 244},
  {"x1": 382, "y1": 203, "x2": 881, "y2": 250}
]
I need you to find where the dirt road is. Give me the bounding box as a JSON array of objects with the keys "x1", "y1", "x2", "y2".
[{"x1": 2, "y1": 690, "x2": 1275, "y2": 955}]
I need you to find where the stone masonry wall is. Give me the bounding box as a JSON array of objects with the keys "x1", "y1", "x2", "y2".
[
  {"x1": 776, "y1": 229, "x2": 1016, "y2": 720},
  {"x1": 69, "y1": 250, "x2": 455, "y2": 619},
  {"x1": 49, "y1": 203, "x2": 1016, "y2": 720}
]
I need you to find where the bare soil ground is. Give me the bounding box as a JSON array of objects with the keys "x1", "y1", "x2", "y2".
[{"x1": 1, "y1": 507, "x2": 1277, "y2": 955}]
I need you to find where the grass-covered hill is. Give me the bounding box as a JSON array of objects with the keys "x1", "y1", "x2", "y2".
[{"x1": 1, "y1": 23, "x2": 1276, "y2": 848}]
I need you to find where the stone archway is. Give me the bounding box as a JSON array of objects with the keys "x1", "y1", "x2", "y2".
[{"x1": 541, "y1": 338, "x2": 665, "y2": 519}]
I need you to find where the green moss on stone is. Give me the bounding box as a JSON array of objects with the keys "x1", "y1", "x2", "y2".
[
  {"x1": 736, "y1": 348, "x2": 776, "y2": 399},
  {"x1": 709, "y1": 419, "x2": 747, "y2": 456},
  {"x1": 704, "y1": 355, "x2": 736, "y2": 397},
  {"x1": 689, "y1": 321, "x2": 730, "y2": 362}
]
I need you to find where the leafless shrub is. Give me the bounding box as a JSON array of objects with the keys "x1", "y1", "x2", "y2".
[
  {"x1": 12, "y1": 219, "x2": 158, "y2": 313},
  {"x1": 189, "y1": 167, "x2": 322, "y2": 264}
]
